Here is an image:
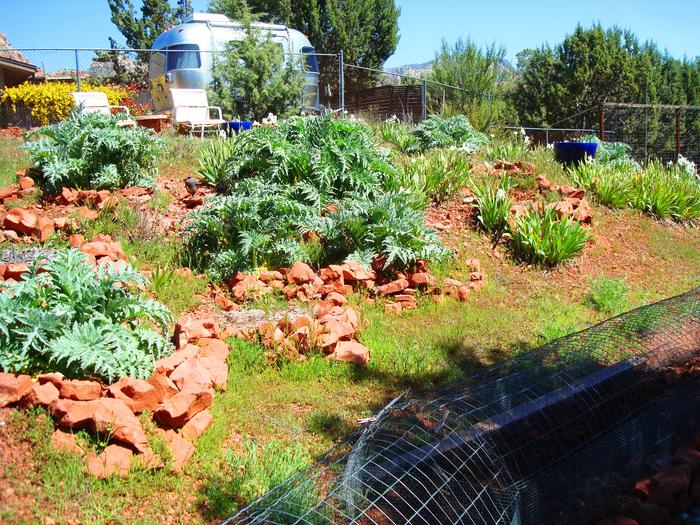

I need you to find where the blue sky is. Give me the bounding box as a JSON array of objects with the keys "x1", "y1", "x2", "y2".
[{"x1": 2, "y1": 0, "x2": 699, "y2": 67}]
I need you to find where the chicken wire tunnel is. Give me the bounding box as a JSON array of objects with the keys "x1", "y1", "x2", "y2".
[{"x1": 223, "y1": 287, "x2": 700, "y2": 525}]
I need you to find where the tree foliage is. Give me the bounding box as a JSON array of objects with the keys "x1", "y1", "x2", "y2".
[
  {"x1": 513, "y1": 24, "x2": 700, "y2": 127},
  {"x1": 429, "y1": 38, "x2": 514, "y2": 129},
  {"x1": 209, "y1": 23, "x2": 306, "y2": 120},
  {"x1": 108, "y1": 0, "x2": 192, "y2": 49}
]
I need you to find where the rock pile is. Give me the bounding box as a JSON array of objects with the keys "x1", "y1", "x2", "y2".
[
  {"x1": 597, "y1": 435, "x2": 700, "y2": 525},
  {"x1": 535, "y1": 175, "x2": 593, "y2": 224},
  {"x1": 0, "y1": 315, "x2": 230, "y2": 478}
]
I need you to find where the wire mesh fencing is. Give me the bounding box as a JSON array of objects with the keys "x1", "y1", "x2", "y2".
[{"x1": 225, "y1": 286, "x2": 700, "y2": 525}]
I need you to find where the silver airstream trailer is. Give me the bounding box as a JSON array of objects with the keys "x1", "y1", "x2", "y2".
[{"x1": 148, "y1": 12, "x2": 320, "y2": 113}]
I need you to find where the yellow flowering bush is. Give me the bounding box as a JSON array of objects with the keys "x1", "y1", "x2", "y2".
[{"x1": 1, "y1": 82, "x2": 132, "y2": 125}]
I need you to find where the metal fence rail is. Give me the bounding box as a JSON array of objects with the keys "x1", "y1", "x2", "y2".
[{"x1": 226, "y1": 287, "x2": 700, "y2": 524}]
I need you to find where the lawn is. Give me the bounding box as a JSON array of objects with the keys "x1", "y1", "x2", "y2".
[{"x1": 1, "y1": 118, "x2": 699, "y2": 525}]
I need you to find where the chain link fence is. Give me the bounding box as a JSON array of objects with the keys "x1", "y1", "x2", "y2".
[
  {"x1": 513, "y1": 103, "x2": 700, "y2": 166},
  {"x1": 225, "y1": 286, "x2": 700, "y2": 524}
]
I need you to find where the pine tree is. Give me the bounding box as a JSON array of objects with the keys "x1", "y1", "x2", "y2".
[{"x1": 108, "y1": 0, "x2": 192, "y2": 50}]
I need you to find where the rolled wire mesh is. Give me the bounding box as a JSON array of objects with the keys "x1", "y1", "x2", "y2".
[{"x1": 226, "y1": 287, "x2": 700, "y2": 524}]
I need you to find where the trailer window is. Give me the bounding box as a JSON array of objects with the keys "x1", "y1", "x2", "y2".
[
  {"x1": 166, "y1": 44, "x2": 201, "y2": 71},
  {"x1": 301, "y1": 46, "x2": 319, "y2": 73}
]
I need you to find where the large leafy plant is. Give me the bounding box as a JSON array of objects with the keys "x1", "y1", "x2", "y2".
[
  {"x1": 187, "y1": 116, "x2": 448, "y2": 279},
  {"x1": 406, "y1": 115, "x2": 489, "y2": 153},
  {"x1": 23, "y1": 110, "x2": 164, "y2": 194},
  {"x1": 0, "y1": 250, "x2": 174, "y2": 382}
]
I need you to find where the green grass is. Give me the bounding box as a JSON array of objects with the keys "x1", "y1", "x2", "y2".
[
  {"x1": 0, "y1": 137, "x2": 26, "y2": 187},
  {"x1": 584, "y1": 275, "x2": 630, "y2": 315}
]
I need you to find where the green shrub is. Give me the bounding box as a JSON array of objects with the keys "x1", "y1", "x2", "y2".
[
  {"x1": 585, "y1": 275, "x2": 629, "y2": 315},
  {"x1": 389, "y1": 149, "x2": 471, "y2": 204},
  {"x1": 510, "y1": 206, "x2": 591, "y2": 266},
  {"x1": 471, "y1": 175, "x2": 514, "y2": 241},
  {"x1": 23, "y1": 111, "x2": 163, "y2": 194},
  {"x1": 407, "y1": 115, "x2": 489, "y2": 153},
  {"x1": 0, "y1": 249, "x2": 173, "y2": 382},
  {"x1": 197, "y1": 137, "x2": 237, "y2": 187},
  {"x1": 187, "y1": 116, "x2": 448, "y2": 279},
  {"x1": 630, "y1": 161, "x2": 700, "y2": 220}
]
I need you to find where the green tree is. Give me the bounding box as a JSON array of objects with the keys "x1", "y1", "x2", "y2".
[
  {"x1": 428, "y1": 38, "x2": 514, "y2": 129},
  {"x1": 209, "y1": 23, "x2": 305, "y2": 120},
  {"x1": 108, "y1": 0, "x2": 192, "y2": 50},
  {"x1": 211, "y1": 0, "x2": 400, "y2": 74}
]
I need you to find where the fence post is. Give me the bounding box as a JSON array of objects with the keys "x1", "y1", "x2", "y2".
[
  {"x1": 598, "y1": 104, "x2": 605, "y2": 141},
  {"x1": 74, "y1": 49, "x2": 81, "y2": 91},
  {"x1": 338, "y1": 50, "x2": 345, "y2": 114},
  {"x1": 441, "y1": 87, "x2": 446, "y2": 115},
  {"x1": 675, "y1": 107, "x2": 681, "y2": 161},
  {"x1": 421, "y1": 80, "x2": 427, "y2": 121}
]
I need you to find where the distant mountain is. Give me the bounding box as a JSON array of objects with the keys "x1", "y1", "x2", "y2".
[{"x1": 385, "y1": 61, "x2": 433, "y2": 78}]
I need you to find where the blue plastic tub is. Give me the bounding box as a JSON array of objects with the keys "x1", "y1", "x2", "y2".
[
  {"x1": 554, "y1": 141, "x2": 598, "y2": 165},
  {"x1": 223, "y1": 121, "x2": 254, "y2": 137}
]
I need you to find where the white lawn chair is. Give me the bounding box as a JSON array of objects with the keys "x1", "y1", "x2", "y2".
[
  {"x1": 70, "y1": 91, "x2": 136, "y2": 127},
  {"x1": 170, "y1": 89, "x2": 226, "y2": 138}
]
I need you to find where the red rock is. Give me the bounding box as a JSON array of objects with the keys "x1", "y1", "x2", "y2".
[
  {"x1": 559, "y1": 185, "x2": 586, "y2": 199},
  {"x1": 38, "y1": 372, "x2": 64, "y2": 388},
  {"x1": 287, "y1": 261, "x2": 317, "y2": 284},
  {"x1": 199, "y1": 356, "x2": 228, "y2": 391},
  {"x1": 574, "y1": 197, "x2": 593, "y2": 224},
  {"x1": 120, "y1": 186, "x2": 151, "y2": 197},
  {"x1": 77, "y1": 189, "x2": 98, "y2": 203},
  {"x1": 259, "y1": 270, "x2": 284, "y2": 283},
  {"x1": 0, "y1": 373, "x2": 33, "y2": 407},
  {"x1": 154, "y1": 344, "x2": 199, "y2": 373},
  {"x1": 319, "y1": 267, "x2": 342, "y2": 283},
  {"x1": 24, "y1": 381, "x2": 60, "y2": 407},
  {"x1": 469, "y1": 271, "x2": 485, "y2": 281},
  {"x1": 77, "y1": 206, "x2": 99, "y2": 220},
  {"x1": 51, "y1": 398, "x2": 150, "y2": 453},
  {"x1": 5, "y1": 263, "x2": 29, "y2": 280},
  {"x1": 107, "y1": 377, "x2": 159, "y2": 413},
  {"x1": 325, "y1": 291, "x2": 347, "y2": 305},
  {"x1": 80, "y1": 240, "x2": 125, "y2": 261},
  {"x1": 332, "y1": 341, "x2": 370, "y2": 366},
  {"x1": 4, "y1": 207, "x2": 39, "y2": 235},
  {"x1": 86, "y1": 444, "x2": 132, "y2": 479},
  {"x1": 377, "y1": 278, "x2": 409, "y2": 296},
  {"x1": 50, "y1": 429, "x2": 84, "y2": 456},
  {"x1": 633, "y1": 478, "x2": 675, "y2": 510},
  {"x1": 153, "y1": 387, "x2": 214, "y2": 428},
  {"x1": 408, "y1": 272, "x2": 436, "y2": 288},
  {"x1": 651, "y1": 464, "x2": 691, "y2": 495},
  {"x1": 465, "y1": 258, "x2": 481, "y2": 272},
  {"x1": 159, "y1": 429, "x2": 195, "y2": 472},
  {"x1": 2, "y1": 229, "x2": 19, "y2": 242},
  {"x1": 180, "y1": 410, "x2": 213, "y2": 441},
  {"x1": 69, "y1": 233, "x2": 85, "y2": 248},
  {"x1": 37, "y1": 216, "x2": 54, "y2": 242},
  {"x1": 318, "y1": 320, "x2": 356, "y2": 351},
  {"x1": 385, "y1": 302, "x2": 402, "y2": 314},
  {"x1": 552, "y1": 200, "x2": 574, "y2": 219},
  {"x1": 339, "y1": 262, "x2": 376, "y2": 282},
  {"x1": 96, "y1": 190, "x2": 112, "y2": 203},
  {"x1": 0, "y1": 185, "x2": 17, "y2": 200},
  {"x1": 147, "y1": 372, "x2": 178, "y2": 403},
  {"x1": 182, "y1": 196, "x2": 204, "y2": 208},
  {"x1": 57, "y1": 187, "x2": 79, "y2": 205},
  {"x1": 174, "y1": 316, "x2": 219, "y2": 348},
  {"x1": 197, "y1": 338, "x2": 230, "y2": 360},
  {"x1": 59, "y1": 379, "x2": 102, "y2": 401},
  {"x1": 457, "y1": 286, "x2": 471, "y2": 301},
  {"x1": 18, "y1": 176, "x2": 34, "y2": 190},
  {"x1": 53, "y1": 217, "x2": 69, "y2": 230},
  {"x1": 393, "y1": 294, "x2": 414, "y2": 302},
  {"x1": 169, "y1": 359, "x2": 212, "y2": 391},
  {"x1": 215, "y1": 293, "x2": 239, "y2": 311}
]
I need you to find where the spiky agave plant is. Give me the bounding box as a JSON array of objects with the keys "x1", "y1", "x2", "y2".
[
  {"x1": 0, "y1": 249, "x2": 174, "y2": 382},
  {"x1": 509, "y1": 206, "x2": 591, "y2": 267}
]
